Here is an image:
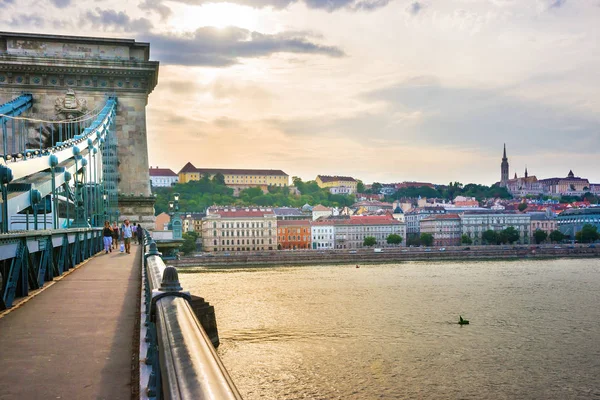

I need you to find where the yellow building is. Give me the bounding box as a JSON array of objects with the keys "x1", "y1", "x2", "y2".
[
  {"x1": 315, "y1": 175, "x2": 357, "y2": 193},
  {"x1": 178, "y1": 163, "x2": 289, "y2": 187}
]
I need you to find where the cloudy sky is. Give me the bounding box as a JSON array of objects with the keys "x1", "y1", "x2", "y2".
[{"x1": 1, "y1": 0, "x2": 599, "y2": 185}]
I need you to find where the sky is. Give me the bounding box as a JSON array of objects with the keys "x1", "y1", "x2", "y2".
[{"x1": 1, "y1": 0, "x2": 599, "y2": 185}]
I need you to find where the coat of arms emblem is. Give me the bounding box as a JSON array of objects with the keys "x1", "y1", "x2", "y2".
[{"x1": 55, "y1": 89, "x2": 88, "y2": 119}]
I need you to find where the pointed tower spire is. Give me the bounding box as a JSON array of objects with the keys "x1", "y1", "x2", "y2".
[
  {"x1": 500, "y1": 144, "x2": 509, "y2": 186},
  {"x1": 525, "y1": 165, "x2": 528, "y2": 178},
  {"x1": 503, "y1": 143, "x2": 507, "y2": 160}
]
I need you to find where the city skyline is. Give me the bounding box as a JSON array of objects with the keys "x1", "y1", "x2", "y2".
[{"x1": 1, "y1": 0, "x2": 598, "y2": 184}]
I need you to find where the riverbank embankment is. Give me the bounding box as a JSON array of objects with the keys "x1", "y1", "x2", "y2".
[{"x1": 167, "y1": 245, "x2": 600, "y2": 267}]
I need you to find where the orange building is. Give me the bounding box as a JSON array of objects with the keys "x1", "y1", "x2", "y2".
[{"x1": 277, "y1": 220, "x2": 311, "y2": 250}]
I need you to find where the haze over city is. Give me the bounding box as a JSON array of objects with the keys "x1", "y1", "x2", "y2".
[{"x1": 1, "y1": 0, "x2": 598, "y2": 184}]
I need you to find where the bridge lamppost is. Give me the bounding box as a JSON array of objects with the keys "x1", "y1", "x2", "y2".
[
  {"x1": 103, "y1": 193, "x2": 108, "y2": 223},
  {"x1": 168, "y1": 193, "x2": 182, "y2": 240}
]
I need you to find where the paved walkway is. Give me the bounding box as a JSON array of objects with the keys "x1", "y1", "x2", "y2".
[{"x1": 0, "y1": 244, "x2": 142, "y2": 400}]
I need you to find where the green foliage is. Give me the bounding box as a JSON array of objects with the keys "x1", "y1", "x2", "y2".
[
  {"x1": 533, "y1": 229, "x2": 548, "y2": 244},
  {"x1": 482, "y1": 230, "x2": 499, "y2": 245},
  {"x1": 180, "y1": 231, "x2": 198, "y2": 255},
  {"x1": 461, "y1": 234, "x2": 472, "y2": 245},
  {"x1": 582, "y1": 192, "x2": 600, "y2": 204},
  {"x1": 549, "y1": 230, "x2": 566, "y2": 243},
  {"x1": 363, "y1": 236, "x2": 377, "y2": 247},
  {"x1": 575, "y1": 224, "x2": 599, "y2": 243},
  {"x1": 386, "y1": 234, "x2": 403, "y2": 245},
  {"x1": 154, "y1": 177, "x2": 356, "y2": 215},
  {"x1": 406, "y1": 235, "x2": 421, "y2": 247},
  {"x1": 518, "y1": 203, "x2": 528, "y2": 212},
  {"x1": 499, "y1": 226, "x2": 520, "y2": 244},
  {"x1": 386, "y1": 182, "x2": 511, "y2": 203},
  {"x1": 420, "y1": 233, "x2": 434, "y2": 247},
  {"x1": 356, "y1": 180, "x2": 365, "y2": 193}
]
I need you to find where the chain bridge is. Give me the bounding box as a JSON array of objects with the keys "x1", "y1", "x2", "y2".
[{"x1": 0, "y1": 32, "x2": 240, "y2": 399}]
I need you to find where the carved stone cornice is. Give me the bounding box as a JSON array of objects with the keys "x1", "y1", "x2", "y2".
[{"x1": 0, "y1": 55, "x2": 159, "y2": 94}]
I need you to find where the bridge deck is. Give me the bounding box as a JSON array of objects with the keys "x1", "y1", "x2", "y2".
[{"x1": 0, "y1": 245, "x2": 141, "y2": 400}]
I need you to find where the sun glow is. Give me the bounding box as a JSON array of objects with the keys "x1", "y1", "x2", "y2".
[{"x1": 171, "y1": 3, "x2": 261, "y2": 31}]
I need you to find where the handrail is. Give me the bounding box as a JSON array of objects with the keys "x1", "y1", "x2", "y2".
[{"x1": 143, "y1": 234, "x2": 242, "y2": 400}]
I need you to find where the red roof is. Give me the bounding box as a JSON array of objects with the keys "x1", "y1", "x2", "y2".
[
  {"x1": 421, "y1": 213, "x2": 460, "y2": 221},
  {"x1": 149, "y1": 167, "x2": 177, "y2": 177},
  {"x1": 179, "y1": 162, "x2": 197, "y2": 174},
  {"x1": 312, "y1": 216, "x2": 402, "y2": 226}
]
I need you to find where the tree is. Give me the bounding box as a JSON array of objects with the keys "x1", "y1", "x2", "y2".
[
  {"x1": 180, "y1": 231, "x2": 198, "y2": 255},
  {"x1": 363, "y1": 236, "x2": 377, "y2": 247},
  {"x1": 482, "y1": 230, "x2": 499, "y2": 245},
  {"x1": 371, "y1": 182, "x2": 383, "y2": 193},
  {"x1": 461, "y1": 234, "x2": 472, "y2": 245},
  {"x1": 499, "y1": 226, "x2": 520, "y2": 244},
  {"x1": 356, "y1": 180, "x2": 365, "y2": 193},
  {"x1": 420, "y1": 233, "x2": 434, "y2": 247},
  {"x1": 549, "y1": 230, "x2": 566, "y2": 243},
  {"x1": 212, "y1": 172, "x2": 225, "y2": 185},
  {"x1": 533, "y1": 229, "x2": 548, "y2": 244},
  {"x1": 406, "y1": 236, "x2": 421, "y2": 247},
  {"x1": 518, "y1": 203, "x2": 528, "y2": 212},
  {"x1": 575, "y1": 224, "x2": 600, "y2": 243},
  {"x1": 386, "y1": 234, "x2": 403, "y2": 245}
]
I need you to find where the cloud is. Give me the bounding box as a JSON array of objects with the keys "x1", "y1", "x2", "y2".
[
  {"x1": 142, "y1": 27, "x2": 345, "y2": 66},
  {"x1": 406, "y1": 1, "x2": 424, "y2": 15},
  {"x1": 0, "y1": 0, "x2": 15, "y2": 8},
  {"x1": 165, "y1": 0, "x2": 390, "y2": 11},
  {"x1": 8, "y1": 14, "x2": 45, "y2": 28},
  {"x1": 50, "y1": 0, "x2": 71, "y2": 8},
  {"x1": 139, "y1": 0, "x2": 172, "y2": 20},
  {"x1": 84, "y1": 8, "x2": 154, "y2": 32},
  {"x1": 538, "y1": 0, "x2": 567, "y2": 10}
]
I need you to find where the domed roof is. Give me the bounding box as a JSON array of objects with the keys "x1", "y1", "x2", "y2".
[{"x1": 301, "y1": 203, "x2": 313, "y2": 212}]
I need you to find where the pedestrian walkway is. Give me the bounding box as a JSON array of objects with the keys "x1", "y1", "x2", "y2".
[{"x1": 0, "y1": 244, "x2": 142, "y2": 400}]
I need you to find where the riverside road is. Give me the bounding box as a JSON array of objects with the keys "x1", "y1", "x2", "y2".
[{"x1": 169, "y1": 244, "x2": 600, "y2": 267}]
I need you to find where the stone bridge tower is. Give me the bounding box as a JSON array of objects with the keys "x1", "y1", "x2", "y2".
[{"x1": 0, "y1": 32, "x2": 159, "y2": 227}]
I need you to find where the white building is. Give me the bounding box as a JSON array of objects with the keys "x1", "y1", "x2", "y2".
[
  {"x1": 312, "y1": 204, "x2": 334, "y2": 221},
  {"x1": 459, "y1": 211, "x2": 531, "y2": 245},
  {"x1": 329, "y1": 186, "x2": 353, "y2": 195},
  {"x1": 149, "y1": 167, "x2": 178, "y2": 187},
  {"x1": 332, "y1": 216, "x2": 406, "y2": 249},
  {"x1": 311, "y1": 220, "x2": 335, "y2": 249},
  {"x1": 202, "y1": 207, "x2": 277, "y2": 252}
]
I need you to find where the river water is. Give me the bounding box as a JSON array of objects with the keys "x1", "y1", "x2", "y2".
[{"x1": 179, "y1": 259, "x2": 600, "y2": 400}]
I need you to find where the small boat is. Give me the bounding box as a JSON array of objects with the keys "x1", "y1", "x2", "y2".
[
  {"x1": 356, "y1": 265, "x2": 360, "y2": 268},
  {"x1": 458, "y1": 316, "x2": 469, "y2": 325}
]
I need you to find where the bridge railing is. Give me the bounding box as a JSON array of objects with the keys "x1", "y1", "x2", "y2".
[
  {"x1": 141, "y1": 231, "x2": 242, "y2": 400},
  {"x1": 0, "y1": 227, "x2": 103, "y2": 310}
]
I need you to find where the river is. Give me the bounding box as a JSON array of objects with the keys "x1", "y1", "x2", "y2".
[{"x1": 179, "y1": 259, "x2": 600, "y2": 399}]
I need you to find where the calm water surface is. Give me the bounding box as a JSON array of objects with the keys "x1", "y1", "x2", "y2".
[{"x1": 180, "y1": 259, "x2": 600, "y2": 400}]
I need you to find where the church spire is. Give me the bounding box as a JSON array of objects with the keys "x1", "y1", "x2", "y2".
[
  {"x1": 502, "y1": 143, "x2": 507, "y2": 160},
  {"x1": 500, "y1": 144, "x2": 509, "y2": 186},
  {"x1": 525, "y1": 165, "x2": 528, "y2": 178}
]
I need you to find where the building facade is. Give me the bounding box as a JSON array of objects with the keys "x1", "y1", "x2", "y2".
[
  {"x1": 332, "y1": 216, "x2": 406, "y2": 249},
  {"x1": 277, "y1": 220, "x2": 311, "y2": 250},
  {"x1": 315, "y1": 175, "x2": 357, "y2": 193},
  {"x1": 201, "y1": 207, "x2": 277, "y2": 252},
  {"x1": 149, "y1": 167, "x2": 178, "y2": 187},
  {"x1": 178, "y1": 163, "x2": 289, "y2": 187},
  {"x1": 405, "y1": 207, "x2": 446, "y2": 235},
  {"x1": 528, "y1": 212, "x2": 557, "y2": 241},
  {"x1": 312, "y1": 205, "x2": 334, "y2": 221},
  {"x1": 311, "y1": 221, "x2": 335, "y2": 250},
  {"x1": 459, "y1": 211, "x2": 531, "y2": 245},
  {"x1": 557, "y1": 207, "x2": 600, "y2": 239},
  {"x1": 420, "y1": 214, "x2": 462, "y2": 246}
]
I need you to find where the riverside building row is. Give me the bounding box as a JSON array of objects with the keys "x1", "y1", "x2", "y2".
[{"x1": 201, "y1": 207, "x2": 407, "y2": 252}]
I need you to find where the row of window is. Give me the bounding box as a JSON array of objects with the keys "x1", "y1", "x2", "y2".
[
  {"x1": 214, "y1": 239, "x2": 273, "y2": 245},
  {"x1": 213, "y1": 230, "x2": 273, "y2": 237},
  {"x1": 278, "y1": 228, "x2": 309, "y2": 234},
  {"x1": 278, "y1": 236, "x2": 309, "y2": 242},
  {"x1": 213, "y1": 221, "x2": 272, "y2": 229}
]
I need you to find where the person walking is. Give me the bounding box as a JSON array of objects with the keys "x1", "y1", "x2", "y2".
[
  {"x1": 136, "y1": 223, "x2": 143, "y2": 245},
  {"x1": 112, "y1": 221, "x2": 120, "y2": 250},
  {"x1": 103, "y1": 221, "x2": 113, "y2": 254},
  {"x1": 131, "y1": 223, "x2": 137, "y2": 244},
  {"x1": 122, "y1": 219, "x2": 133, "y2": 254}
]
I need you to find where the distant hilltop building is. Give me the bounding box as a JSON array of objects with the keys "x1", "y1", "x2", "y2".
[
  {"x1": 149, "y1": 166, "x2": 178, "y2": 187},
  {"x1": 178, "y1": 162, "x2": 289, "y2": 191},
  {"x1": 315, "y1": 175, "x2": 357, "y2": 194},
  {"x1": 498, "y1": 145, "x2": 600, "y2": 197}
]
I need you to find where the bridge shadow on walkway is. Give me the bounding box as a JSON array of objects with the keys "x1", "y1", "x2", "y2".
[{"x1": 0, "y1": 244, "x2": 142, "y2": 400}]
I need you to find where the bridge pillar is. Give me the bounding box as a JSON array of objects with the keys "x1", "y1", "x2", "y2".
[{"x1": 0, "y1": 32, "x2": 159, "y2": 228}]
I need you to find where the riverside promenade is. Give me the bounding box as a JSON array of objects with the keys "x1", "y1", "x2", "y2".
[{"x1": 0, "y1": 246, "x2": 142, "y2": 400}]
